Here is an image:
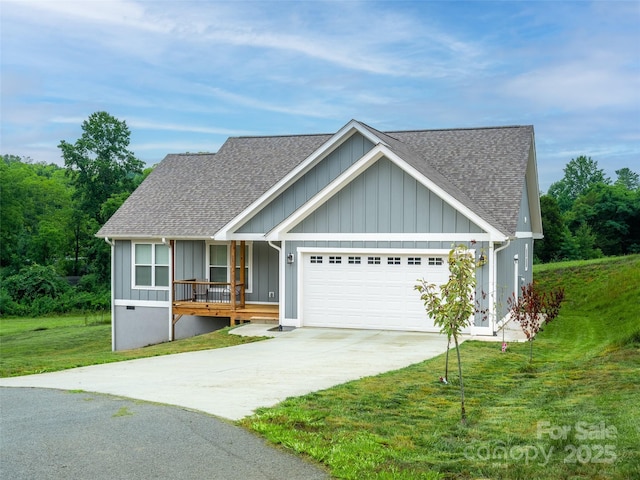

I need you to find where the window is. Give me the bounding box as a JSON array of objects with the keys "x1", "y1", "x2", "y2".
[
  {"x1": 329, "y1": 256, "x2": 342, "y2": 264},
  {"x1": 387, "y1": 257, "x2": 401, "y2": 265},
  {"x1": 208, "y1": 243, "x2": 252, "y2": 291},
  {"x1": 310, "y1": 255, "x2": 323, "y2": 264},
  {"x1": 428, "y1": 257, "x2": 444, "y2": 266},
  {"x1": 408, "y1": 257, "x2": 422, "y2": 265},
  {"x1": 367, "y1": 256, "x2": 381, "y2": 265},
  {"x1": 133, "y1": 243, "x2": 169, "y2": 288},
  {"x1": 348, "y1": 256, "x2": 361, "y2": 264}
]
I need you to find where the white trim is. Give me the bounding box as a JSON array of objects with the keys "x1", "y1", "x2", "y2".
[
  {"x1": 280, "y1": 233, "x2": 492, "y2": 242},
  {"x1": 265, "y1": 146, "x2": 384, "y2": 237},
  {"x1": 469, "y1": 324, "x2": 493, "y2": 336},
  {"x1": 168, "y1": 239, "x2": 174, "y2": 341},
  {"x1": 114, "y1": 299, "x2": 170, "y2": 308},
  {"x1": 266, "y1": 143, "x2": 505, "y2": 241},
  {"x1": 105, "y1": 238, "x2": 115, "y2": 351},
  {"x1": 296, "y1": 247, "x2": 468, "y2": 329},
  {"x1": 515, "y1": 231, "x2": 534, "y2": 238},
  {"x1": 298, "y1": 246, "x2": 454, "y2": 255},
  {"x1": 131, "y1": 241, "x2": 170, "y2": 290},
  {"x1": 215, "y1": 120, "x2": 381, "y2": 239}
]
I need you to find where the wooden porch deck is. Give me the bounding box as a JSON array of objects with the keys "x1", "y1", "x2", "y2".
[{"x1": 172, "y1": 301, "x2": 279, "y2": 326}]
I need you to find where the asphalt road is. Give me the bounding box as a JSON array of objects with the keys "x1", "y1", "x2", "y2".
[{"x1": 0, "y1": 387, "x2": 328, "y2": 480}]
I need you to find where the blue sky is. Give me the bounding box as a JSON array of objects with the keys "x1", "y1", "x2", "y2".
[{"x1": 1, "y1": 0, "x2": 638, "y2": 191}]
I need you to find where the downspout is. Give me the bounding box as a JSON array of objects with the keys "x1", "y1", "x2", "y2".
[
  {"x1": 162, "y1": 238, "x2": 174, "y2": 341},
  {"x1": 104, "y1": 238, "x2": 115, "y2": 351},
  {"x1": 268, "y1": 240, "x2": 283, "y2": 328},
  {"x1": 492, "y1": 238, "x2": 511, "y2": 333}
]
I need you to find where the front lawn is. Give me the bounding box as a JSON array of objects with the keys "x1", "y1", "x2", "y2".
[
  {"x1": 241, "y1": 255, "x2": 640, "y2": 479},
  {"x1": 0, "y1": 314, "x2": 266, "y2": 377}
]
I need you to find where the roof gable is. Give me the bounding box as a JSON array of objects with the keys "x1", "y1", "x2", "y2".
[
  {"x1": 289, "y1": 156, "x2": 484, "y2": 235},
  {"x1": 97, "y1": 120, "x2": 536, "y2": 240}
]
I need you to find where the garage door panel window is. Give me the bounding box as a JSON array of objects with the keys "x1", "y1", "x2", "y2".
[
  {"x1": 428, "y1": 257, "x2": 444, "y2": 266},
  {"x1": 329, "y1": 256, "x2": 342, "y2": 264},
  {"x1": 387, "y1": 257, "x2": 401, "y2": 265},
  {"x1": 408, "y1": 257, "x2": 422, "y2": 265},
  {"x1": 368, "y1": 256, "x2": 381, "y2": 265}
]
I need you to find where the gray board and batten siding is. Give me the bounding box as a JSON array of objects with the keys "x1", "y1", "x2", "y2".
[
  {"x1": 238, "y1": 133, "x2": 374, "y2": 234},
  {"x1": 115, "y1": 240, "x2": 280, "y2": 305}
]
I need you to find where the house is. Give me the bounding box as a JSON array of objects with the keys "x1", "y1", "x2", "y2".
[{"x1": 96, "y1": 120, "x2": 542, "y2": 351}]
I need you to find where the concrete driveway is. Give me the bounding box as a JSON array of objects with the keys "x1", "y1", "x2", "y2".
[{"x1": 0, "y1": 327, "x2": 450, "y2": 420}]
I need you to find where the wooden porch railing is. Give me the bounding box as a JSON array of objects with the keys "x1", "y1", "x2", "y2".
[{"x1": 173, "y1": 279, "x2": 246, "y2": 309}]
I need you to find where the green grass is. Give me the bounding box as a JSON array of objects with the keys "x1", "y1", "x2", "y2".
[
  {"x1": 241, "y1": 255, "x2": 640, "y2": 479},
  {"x1": 2, "y1": 256, "x2": 638, "y2": 478},
  {"x1": 0, "y1": 314, "x2": 267, "y2": 377}
]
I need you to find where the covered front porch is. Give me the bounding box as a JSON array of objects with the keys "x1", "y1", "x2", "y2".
[{"x1": 170, "y1": 240, "x2": 279, "y2": 335}]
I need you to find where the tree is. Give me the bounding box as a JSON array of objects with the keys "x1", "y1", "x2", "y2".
[
  {"x1": 547, "y1": 156, "x2": 609, "y2": 212},
  {"x1": 567, "y1": 183, "x2": 640, "y2": 256},
  {"x1": 615, "y1": 167, "x2": 639, "y2": 191},
  {"x1": 59, "y1": 111, "x2": 144, "y2": 224},
  {"x1": 535, "y1": 195, "x2": 564, "y2": 262},
  {"x1": 415, "y1": 245, "x2": 478, "y2": 424},
  {"x1": 508, "y1": 282, "x2": 564, "y2": 362},
  {"x1": 0, "y1": 156, "x2": 75, "y2": 272}
]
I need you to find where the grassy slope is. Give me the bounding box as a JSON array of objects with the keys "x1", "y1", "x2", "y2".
[
  {"x1": 242, "y1": 255, "x2": 640, "y2": 479},
  {"x1": 0, "y1": 316, "x2": 266, "y2": 377}
]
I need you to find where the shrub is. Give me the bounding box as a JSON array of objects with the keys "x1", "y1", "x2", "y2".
[{"x1": 3, "y1": 264, "x2": 70, "y2": 303}]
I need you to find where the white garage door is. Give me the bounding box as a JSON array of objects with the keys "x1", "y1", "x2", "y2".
[{"x1": 302, "y1": 252, "x2": 450, "y2": 332}]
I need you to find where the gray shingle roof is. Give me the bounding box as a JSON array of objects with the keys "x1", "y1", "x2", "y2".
[
  {"x1": 97, "y1": 134, "x2": 330, "y2": 238},
  {"x1": 97, "y1": 122, "x2": 533, "y2": 238}
]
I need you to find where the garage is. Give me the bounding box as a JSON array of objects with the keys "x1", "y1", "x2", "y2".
[{"x1": 301, "y1": 251, "x2": 450, "y2": 332}]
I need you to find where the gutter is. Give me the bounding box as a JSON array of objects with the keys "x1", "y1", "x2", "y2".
[{"x1": 491, "y1": 238, "x2": 512, "y2": 334}]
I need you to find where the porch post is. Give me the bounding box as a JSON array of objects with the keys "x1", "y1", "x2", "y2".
[
  {"x1": 239, "y1": 240, "x2": 246, "y2": 307},
  {"x1": 230, "y1": 240, "x2": 237, "y2": 311}
]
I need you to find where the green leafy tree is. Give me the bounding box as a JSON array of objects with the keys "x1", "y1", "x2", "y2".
[
  {"x1": 0, "y1": 156, "x2": 75, "y2": 272},
  {"x1": 615, "y1": 167, "x2": 639, "y2": 190},
  {"x1": 535, "y1": 195, "x2": 564, "y2": 262},
  {"x1": 59, "y1": 111, "x2": 144, "y2": 224},
  {"x1": 59, "y1": 112, "x2": 144, "y2": 278},
  {"x1": 548, "y1": 156, "x2": 609, "y2": 212},
  {"x1": 568, "y1": 183, "x2": 640, "y2": 256},
  {"x1": 415, "y1": 245, "x2": 477, "y2": 424}
]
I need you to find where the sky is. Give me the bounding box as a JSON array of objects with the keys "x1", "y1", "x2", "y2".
[{"x1": 1, "y1": 0, "x2": 639, "y2": 191}]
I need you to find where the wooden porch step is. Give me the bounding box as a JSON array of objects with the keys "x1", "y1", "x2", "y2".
[{"x1": 248, "y1": 316, "x2": 279, "y2": 325}]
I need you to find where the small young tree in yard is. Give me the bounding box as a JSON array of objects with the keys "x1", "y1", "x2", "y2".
[
  {"x1": 508, "y1": 282, "x2": 565, "y2": 362},
  {"x1": 415, "y1": 245, "x2": 477, "y2": 424}
]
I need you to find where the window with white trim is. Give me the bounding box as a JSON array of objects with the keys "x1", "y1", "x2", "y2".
[
  {"x1": 408, "y1": 257, "x2": 422, "y2": 265},
  {"x1": 367, "y1": 256, "x2": 381, "y2": 265},
  {"x1": 348, "y1": 256, "x2": 361, "y2": 264},
  {"x1": 208, "y1": 243, "x2": 252, "y2": 291},
  {"x1": 428, "y1": 257, "x2": 444, "y2": 266},
  {"x1": 329, "y1": 256, "x2": 342, "y2": 264},
  {"x1": 133, "y1": 243, "x2": 169, "y2": 288},
  {"x1": 387, "y1": 257, "x2": 401, "y2": 265},
  {"x1": 310, "y1": 255, "x2": 323, "y2": 264}
]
